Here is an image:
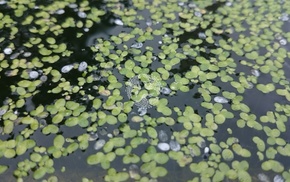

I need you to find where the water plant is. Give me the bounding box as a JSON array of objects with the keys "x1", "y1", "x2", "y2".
[{"x1": 0, "y1": 0, "x2": 290, "y2": 181}]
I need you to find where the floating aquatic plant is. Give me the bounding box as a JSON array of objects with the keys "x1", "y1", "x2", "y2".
[{"x1": 0, "y1": 0, "x2": 290, "y2": 181}]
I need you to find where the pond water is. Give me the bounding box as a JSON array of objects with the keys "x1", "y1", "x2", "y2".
[{"x1": 0, "y1": 0, "x2": 290, "y2": 181}]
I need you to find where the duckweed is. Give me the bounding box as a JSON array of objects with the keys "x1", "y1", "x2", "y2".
[{"x1": 0, "y1": 0, "x2": 290, "y2": 181}]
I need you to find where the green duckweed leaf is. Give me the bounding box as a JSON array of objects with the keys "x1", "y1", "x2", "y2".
[
  {"x1": 54, "y1": 135, "x2": 65, "y2": 149},
  {"x1": 21, "y1": 116, "x2": 37, "y2": 124},
  {"x1": 252, "y1": 136, "x2": 265, "y2": 152},
  {"x1": 42, "y1": 125, "x2": 59, "y2": 135},
  {"x1": 226, "y1": 169, "x2": 238, "y2": 180},
  {"x1": 0, "y1": 165, "x2": 8, "y2": 174},
  {"x1": 16, "y1": 142, "x2": 27, "y2": 156},
  {"x1": 210, "y1": 144, "x2": 222, "y2": 154},
  {"x1": 4, "y1": 149, "x2": 16, "y2": 158},
  {"x1": 222, "y1": 149, "x2": 234, "y2": 161},
  {"x1": 141, "y1": 161, "x2": 156, "y2": 174},
  {"x1": 65, "y1": 117, "x2": 79, "y2": 127},
  {"x1": 215, "y1": 114, "x2": 226, "y2": 124},
  {"x1": 123, "y1": 154, "x2": 140, "y2": 164},
  {"x1": 67, "y1": 143, "x2": 79, "y2": 154},
  {"x1": 87, "y1": 152, "x2": 104, "y2": 165},
  {"x1": 52, "y1": 113, "x2": 64, "y2": 124},
  {"x1": 111, "y1": 137, "x2": 125, "y2": 148},
  {"x1": 33, "y1": 167, "x2": 47, "y2": 180},
  {"x1": 30, "y1": 153, "x2": 42, "y2": 162},
  {"x1": 266, "y1": 147, "x2": 277, "y2": 159},
  {"x1": 147, "y1": 127, "x2": 157, "y2": 138},
  {"x1": 238, "y1": 170, "x2": 251, "y2": 182},
  {"x1": 213, "y1": 170, "x2": 225, "y2": 182},
  {"x1": 103, "y1": 141, "x2": 114, "y2": 153},
  {"x1": 154, "y1": 153, "x2": 169, "y2": 164},
  {"x1": 150, "y1": 166, "x2": 168, "y2": 178}
]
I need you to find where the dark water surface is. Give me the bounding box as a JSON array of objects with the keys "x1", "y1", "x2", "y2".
[{"x1": 0, "y1": 0, "x2": 290, "y2": 181}]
